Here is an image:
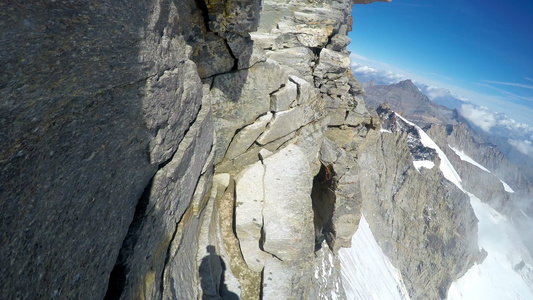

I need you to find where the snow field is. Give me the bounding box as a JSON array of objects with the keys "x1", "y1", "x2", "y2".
[{"x1": 339, "y1": 215, "x2": 411, "y2": 300}]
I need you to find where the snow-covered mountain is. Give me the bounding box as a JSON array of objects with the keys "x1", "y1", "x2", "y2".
[
  {"x1": 339, "y1": 215, "x2": 410, "y2": 300},
  {"x1": 361, "y1": 79, "x2": 533, "y2": 182}
]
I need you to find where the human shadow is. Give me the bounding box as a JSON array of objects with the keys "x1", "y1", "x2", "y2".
[{"x1": 199, "y1": 245, "x2": 239, "y2": 300}]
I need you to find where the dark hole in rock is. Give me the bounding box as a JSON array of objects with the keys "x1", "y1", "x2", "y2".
[{"x1": 312, "y1": 163, "x2": 336, "y2": 251}]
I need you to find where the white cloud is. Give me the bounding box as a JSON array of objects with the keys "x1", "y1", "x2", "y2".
[
  {"x1": 353, "y1": 65, "x2": 377, "y2": 73},
  {"x1": 481, "y1": 80, "x2": 533, "y2": 91},
  {"x1": 508, "y1": 139, "x2": 533, "y2": 157},
  {"x1": 350, "y1": 53, "x2": 369, "y2": 62},
  {"x1": 458, "y1": 104, "x2": 497, "y2": 132},
  {"x1": 422, "y1": 85, "x2": 469, "y2": 102},
  {"x1": 350, "y1": 61, "x2": 405, "y2": 85},
  {"x1": 498, "y1": 118, "x2": 533, "y2": 132},
  {"x1": 457, "y1": 103, "x2": 533, "y2": 139}
]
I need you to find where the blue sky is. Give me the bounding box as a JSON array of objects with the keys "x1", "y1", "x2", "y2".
[{"x1": 348, "y1": 0, "x2": 533, "y2": 129}]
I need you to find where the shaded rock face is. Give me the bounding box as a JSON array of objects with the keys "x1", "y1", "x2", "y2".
[
  {"x1": 1, "y1": 0, "x2": 480, "y2": 300},
  {"x1": 1, "y1": 1, "x2": 205, "y2": 298},
  {"x1": 357, "y1": 107, "x2": 481, "y2": 300},
  {"x1": 426, "y1": 124, "x2": 513, "y2": 211},
  {"x1": 312, "y1": 164, "x2": 337, "y2": 250}
]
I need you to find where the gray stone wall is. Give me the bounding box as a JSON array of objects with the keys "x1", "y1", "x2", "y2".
[{"x1": 0, "y1": 0, "x2": 210, "y2": 298}]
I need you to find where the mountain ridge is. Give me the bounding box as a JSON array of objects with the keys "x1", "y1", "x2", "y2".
[{"x1": 363, "y1": 79, "x2": 459, "y2": 127}]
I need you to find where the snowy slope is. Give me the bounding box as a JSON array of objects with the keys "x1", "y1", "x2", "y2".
[
  {"x1": 339, "y1": 215, "x2": 410, "y2": 300},
  {"x1": 402, "y1": 123, "x2": 533, "y2": 299},
  {"x1": 448, "y1": 145, "x2": 516, "y2": 193},
  {"x1": 406, "y1": 123, "x2": 533, "y2": 299},
  {"x1": 500, "y1": 179, "x2": 516, "y2": 193},
  {"x1": 413, "y1": 160, "x2": 435, "y2": 172},
  {"x1": 447, "y1": 193, "x2": 533, "y2": 300}
]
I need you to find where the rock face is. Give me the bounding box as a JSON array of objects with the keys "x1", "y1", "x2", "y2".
[
  {"x1": 0, "y1": 0, "x2": 483, "y2": 299},
  {"x1": 1, "y1": 1, "x2": 206, "y2": 299},
  {"x1": 357, "y1": 108, "x2": 481, "y2": 299},
  {"x1": 426, "y1": 123, "x2": 533, "y2": 253},
  {"x1": 427, "y1": 123, "x2": 533, "y2": 200}
]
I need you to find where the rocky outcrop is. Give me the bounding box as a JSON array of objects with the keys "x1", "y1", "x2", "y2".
[
  {"x1": 207, "y1": 0, "x2": 380, "y2": 296},
  {"x1": 1, "y1": 1, "x2": 209, "y2": 298},
  {"x1": 427, "y1": 123, "x2": 533, "y2": 199}
]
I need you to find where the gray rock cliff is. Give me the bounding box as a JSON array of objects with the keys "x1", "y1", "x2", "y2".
[
  {"x1": 358, "y1": 107, "x2": 481, "y2": 299},
  {"x1": 426, "y1": 123, "x2": 533, "y2": 253}
]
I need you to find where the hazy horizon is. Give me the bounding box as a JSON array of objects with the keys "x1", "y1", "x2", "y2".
[{"x1": 348, "y1": 0, "x2": 533, "y2": 150}]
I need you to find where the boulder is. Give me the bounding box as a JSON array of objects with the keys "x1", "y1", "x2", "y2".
[
  {"x1": 257, "y1": 107, "x2": 306, "y2": 145},
  {"x1": 313, "y1": 48, "x2": 351, "y2": 78},
  {"x1": 235, "y1": 161, "x2": 271, "y2": 272},
  {"x1": 270, "y1": 81, "x2": 298, "y2": 112}
]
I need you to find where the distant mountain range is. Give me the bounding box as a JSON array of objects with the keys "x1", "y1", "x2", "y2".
[
  {"x1": 362, "y1": 79, "x2": 533, "y2": 181},
  {"x1": 362, "y1": 79, "x2": 463, "y2": 128},
  {"x1": 362, "y1": 80, "x2": 533, "y2": 259}
]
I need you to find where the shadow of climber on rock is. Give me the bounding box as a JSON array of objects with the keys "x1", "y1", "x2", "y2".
[{"x1": 199, "y1": 245, "x2": 238, "y2": 300}]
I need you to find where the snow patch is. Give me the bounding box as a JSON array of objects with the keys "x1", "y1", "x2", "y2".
[
  {"x1": 448, "y1": 146, "x2": 491, "y2": 173},
  {"x1": 339, "y1": 215, "x2": 410, "y2": 300},
  {"x1": 413, "y1": 160, "x2": 435, "y2": 172},
  {"x1": 380, "y1": 128, "x2": 393, "y2": 133},
  {"x1": 396, "y1": 113, "x2": 463, "y2": 190},
  {"x1": 500, "y1": 179, "x2": 515, "y2": 193}
]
